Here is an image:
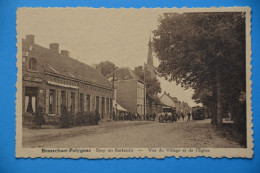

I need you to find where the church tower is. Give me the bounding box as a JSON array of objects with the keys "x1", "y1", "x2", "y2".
[{"x1": 145, "y1": 35, "x2": 156, "y2": 79}]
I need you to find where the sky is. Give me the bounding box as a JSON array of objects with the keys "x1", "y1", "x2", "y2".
[{"x1": 17, "y1": 8, "x2": 199, "y2": 107}]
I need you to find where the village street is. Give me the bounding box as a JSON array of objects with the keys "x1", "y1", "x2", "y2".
[{"x1": 23, "y1": 119, "x2": 241, "y2": 148}]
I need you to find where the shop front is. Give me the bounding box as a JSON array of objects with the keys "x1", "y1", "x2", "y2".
[{"x1": 22, "y1": 73, "x2": 45, "y2": 114}]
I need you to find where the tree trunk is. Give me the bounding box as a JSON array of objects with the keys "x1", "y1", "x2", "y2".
[
  {"x1": 210, "y1": 103, "x2": 216, "y2": 125},
  {"x1": 211, "y1": 86, "x2": 217, "y2": 126},
  {"x1": 216, "y1": 70, "x2": 223, "y2": 127}
]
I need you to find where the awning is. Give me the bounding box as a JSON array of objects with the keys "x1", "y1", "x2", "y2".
[
  {"x1": 113, "y1": 101, "x2": 127, "y2": 112},
  {"x1": 47, "y1": 81, "x2": 79, "y2": 89}
]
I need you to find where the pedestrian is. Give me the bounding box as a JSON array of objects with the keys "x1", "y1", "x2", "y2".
[
  {"x1": 137, "y1": 113, "x2": 140, "y2": 120},
  {"x1": 181, "y1": 113, "x2": 185, "y2": 121},
  {"x1": 113, "y1": 111, "x2": 116, "y2": 121},
  {"x1": 187, "y1": 112, "x2": 191, "y2": 122},
  {"x1": 165, "y1": 112, "x2": 168, "y2": 122},
  {"x1": 134, "y1": 113, "x2": 137, "y2": 121},
  {"x1": 95, "y1": 109, "x2": 100, "y2": 125},
  {"x1": 153, "y1": 113, "x2": 156, "y2": 121}
]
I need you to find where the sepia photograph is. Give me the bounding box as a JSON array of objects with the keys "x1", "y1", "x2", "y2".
[{"x1": 16, "y1": 7, "x2": 252, "y2": 158}]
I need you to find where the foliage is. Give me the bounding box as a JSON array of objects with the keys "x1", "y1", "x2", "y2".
[
  {"x1": 153, "y1": 12, "x2": 246, "y2": 129},
  {"x1": 146, "y1": 78, "x2": 162, "y2": 96},
  {"x1": 59, "y1": 108, "x2": 71, "y2": 128},
  {"x1": 134, "y1": 66, "x2": 144, "y2": 80},
  {"x1": 134, "y1": 66, "x2": 162, "y2": 96},
  {"x1": 23, "y1": 112, "x2": 35, "y2": 126},
  {"x1": 72, "y1": 111, "x2": 97, "y2": 126},
  {"x1": 43, "y1": 114, "x2": 60, "y2": 125},
  {"x1": 97, "y1": 61, "x2": 117, "y2": 76},
  {"x1": 34, "y1": 107, "x2": 45, "y2": 128},
  {"x1": 75, "y1": 111, "x2": 87, "y2": 126}
]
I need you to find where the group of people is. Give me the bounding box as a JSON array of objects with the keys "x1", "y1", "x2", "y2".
[
  {"x1": 159, "y1": 112, "x2": 192, "y2": 122},
  {"x1": 98, "y1": 110, "x2": 192, "y2": 124},
  {"x1": 113, "y1": 112, "x2": 143, "y2": 121},
  {"x1": 176, "y1": 112, "x2": 192, "y2": 122},
  {"x1": 112, "y1": 112, "x2": 158, "y2": 121}
]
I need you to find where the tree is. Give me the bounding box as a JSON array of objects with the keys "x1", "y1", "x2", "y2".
[
  {"x1": 133, "y1": 66, "x2": 162, "y2": 96},
  {"x1": 97, "y1": 61, "x2": 117, "y2": 76},
  {"x1": 153, "y1": 12, "x2": 246, "y2": 129},
  {"x1": 146, "y1": 78, "x2": 162, "y2": 96}
]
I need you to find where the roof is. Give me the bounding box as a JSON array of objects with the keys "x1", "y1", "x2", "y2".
[
  {"x1": 106, "y1": 67, "x2": 143, "y2": 83},
  {"x1": 160, "y1": 92, "x2": 179, "y2": 103},
  {"x1": 23, "y1": 38, "x2": 112, "y2": 88},
  {"x1": 147, "y1": 93, "x2": 164, "y2": 105}
]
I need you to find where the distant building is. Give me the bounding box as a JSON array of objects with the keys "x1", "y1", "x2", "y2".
[
  {"x1": 146, "y1": 94, "x2": 164, "y2": 115},
  {"x1": 107, "y1": 67, "x2": 146, "y2": 115},
  {"x1": 22, "y1": 35, "x2": 113, "y2": 119},
  {"x1": 159, "y1": 92, "x2": 191, "y2": 115},
  {"x1": 160, "y1": 92, "x2": 178, "y2": 108}
]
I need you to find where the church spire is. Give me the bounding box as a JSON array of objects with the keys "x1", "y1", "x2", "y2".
[
  {"x1": 145, "y1": 33, "x2": 156, "y2": 79},
  {"x1": 147, "y1": 34, "x2": 153, "y2": 66}
]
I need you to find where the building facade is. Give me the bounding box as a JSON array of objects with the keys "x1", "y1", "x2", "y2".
[
  {"x1": 107, "y1": 67, "x2": 146, "y2": 115},
  {"x1": 146, "y1": 94, "x2": 164, "y2": 115},
  {"x1": 22, "y1": 35, "x2": 113, "y2": 119},
  {"x1": 159, "y1": 92, "x2": 191, "y2": 115}
]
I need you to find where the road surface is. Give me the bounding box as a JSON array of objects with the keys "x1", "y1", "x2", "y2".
[{"x1": 23, "y1": 119, "x2": 242, "y2": 148}]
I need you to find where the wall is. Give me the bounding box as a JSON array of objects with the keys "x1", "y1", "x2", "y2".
[
  {"x1": 136, "y1": 81, "x2": 145, "y2": 115},
  {"x1": 114, "y1": 79, "x2": 137, "y2": 114}
]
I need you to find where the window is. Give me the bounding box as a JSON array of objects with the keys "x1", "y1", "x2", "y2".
[
  {"x1": 61, "y1": 91, "x2": 66, "y2": 111},
  {"x1": 49, "y1": 89, "x2": 56, "y2": 114},
  {"x1": 71, "y1": 92, "x2": 75, "y2": 114},
  {"x1": 29, "y1": 58, "x2": 37, "y2": 71},
  {"x1": 25, "y1": 87, "x2": 37, "y2": 113},
  {"x1": 86, "y1": 95, "x2": 90, "y2": 112},
  {"x1": 95, "y1": 96, "x2": 99, "y2": 112},
  {"x1": 106, "y1": 98, "x2": 109, "y2": 114},
  {"x1": 80, "y1": 93, "x2": 84, "y2": 112}
]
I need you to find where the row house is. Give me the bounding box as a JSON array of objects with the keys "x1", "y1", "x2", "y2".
[
  {"x1": 159, "y1": 92, "x2": 191, "y2": 115},
  {"x1": 22, "y1": 35, "x2": 113, "y2": 119},
  {"x1": 146, "y1": 94, "x2": 164, "y2": 115},
  {"x1": 107, "y1": 67, "x2": 146, "y2": 115}
]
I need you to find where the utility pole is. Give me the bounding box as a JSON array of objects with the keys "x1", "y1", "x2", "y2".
[
  {"x1": 112, "y1": 68, "x2": 115, "y2": 117},
  {"x1": 112, "y1": 69, "x2": 115, "y2": 90}
]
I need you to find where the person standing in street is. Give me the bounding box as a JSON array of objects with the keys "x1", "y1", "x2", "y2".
[
  {"x1": 95, "y1": 109, "x2": 100, "y2": 125},
  {"x1": 181, "y1": 113, "x2": 185, "y2": 121},
  {"x1": 187, "y1": 112, "x2": 191, "y2": 122}
]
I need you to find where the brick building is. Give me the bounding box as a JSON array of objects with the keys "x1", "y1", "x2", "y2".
[
  {"x1": 107, "y1": 67, "x2": 146, "y2": 115},
  {"x1": 22, "y1": 35, "x2": 113, "y2": 119}
]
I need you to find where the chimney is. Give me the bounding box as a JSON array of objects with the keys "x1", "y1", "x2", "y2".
[
  {"x1": 61, "y1": 50, "x2": 70, "y2": 56},
  {"x1": 26, "y1": 35, "x2": 35, "y2": 44},
  {"x1": 49, "y1": 43, "x2": 59, "y2": 53}
]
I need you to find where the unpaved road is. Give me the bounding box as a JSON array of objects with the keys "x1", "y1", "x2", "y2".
[{"x1": 23, "y1": 119, "x2": 241, "y2": 148}]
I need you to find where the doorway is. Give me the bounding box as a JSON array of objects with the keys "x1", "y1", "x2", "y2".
[{"x1": 25, "y1": 87, "x2": 38, "y2": 113}]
